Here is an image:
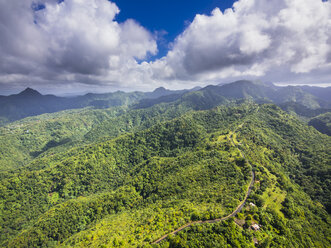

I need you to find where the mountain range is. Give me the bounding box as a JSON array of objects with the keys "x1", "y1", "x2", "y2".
[
  {"x1": 0, "y1": 81, "x2": 330, "y2": 247},
  {"x1": 2, "y1": 81, "x2": 330, "y2": 137},
  {"x1": 1, "y1": 81, "x2": 330, "y2": 125},
  {"x1": 0, "y1": 87, "x2": 187, "y2": 125}
]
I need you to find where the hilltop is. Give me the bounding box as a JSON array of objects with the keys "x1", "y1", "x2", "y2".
[
  {"x1": 0, "y1": 100, "x2": 330, "y2": 247},
  {"x1": 1, "y1": 81, "x2": 330, "y2": 126},
  {"x1": 0, "y1": 81, "x2": 330, "y2": 247}
]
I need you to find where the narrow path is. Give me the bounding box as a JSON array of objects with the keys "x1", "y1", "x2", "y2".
[{"x1": 152, "y1": 131, "x2": 255, "y2": 245}]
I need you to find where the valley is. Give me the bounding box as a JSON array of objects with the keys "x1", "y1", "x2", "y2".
[
  {"x1": 0, "y1": 81, "x2": 330, "y2": 247},
  {"x1": 1, "y1": 0, "x2": 331, "y2": 247}
]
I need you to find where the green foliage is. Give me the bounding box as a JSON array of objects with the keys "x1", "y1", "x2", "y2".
[
  {"x1": 237, "y1": 104, "x2": 331, "y2": 213},
  {"x1": 0, "y1": 88, "x2": 145, "y2": 123},
  {"x1": 0, "y1": 111, "x2": 251, "y2": 247},
  {"x1": 163, "y1": 220, "x2": 255, "y2": 248},
  {"x1": 0, "y1": 100, "x2": 330, "y2": 248},
  {"x1": 279, "y1": 101, "x2": 330, "y2": 118},
  {"x1": 9, "y1": 187, "x2": 142, "y2": 247},
  {"x1": 0, "y1": 107, "x2": 124, "y2": 170},
  {"x1": 308, "y1": 112, "x2": 331, "y2": 136}
]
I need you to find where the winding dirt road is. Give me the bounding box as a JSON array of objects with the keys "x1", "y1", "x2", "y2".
[{"x1": 152, "y1": 132, "x2": 255, "y2": 245}]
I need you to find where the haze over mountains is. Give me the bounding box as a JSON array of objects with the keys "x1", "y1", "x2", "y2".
[
  {"x1": 1, "y1": 81, "x2": 330, "y2": 124},
  {"x1": 0, "y1": 80, "x2": 330, "y2": 247},
  {"x1": 0, "y1": 0, "x2": 330, "y2": 246}
]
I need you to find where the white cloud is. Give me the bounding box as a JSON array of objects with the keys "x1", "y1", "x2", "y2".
[
  {"x1": 151, "y1": 0, "x2": 331, "y2": 86},
  {"x1": 0, "y1": 0, "x2": 330, "y2": 94},
  {"x1": 239, "y1": 29, "x2": 271, "y2": 55},
  {"x1": 40, "y1": 0, "x2": 156, "y2": 75},
  {"x1": 0, "y1": 0, "x2": 157, "y2": 93}
]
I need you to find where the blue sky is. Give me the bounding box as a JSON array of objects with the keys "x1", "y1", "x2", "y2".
[
  {"x1": 0, "y1": 0, "x2": 330, "y2": 95},
  {"x1": 113, "y1": 0, "x2": 236, "y2": 58}
]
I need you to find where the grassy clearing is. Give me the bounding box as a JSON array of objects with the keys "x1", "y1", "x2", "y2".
[
  {"x1": 260, "y1": 168, "x2": 286, "y2": 217},
  {"x1": 262, "y1": 186, "x2": 286, "y2": 215}
]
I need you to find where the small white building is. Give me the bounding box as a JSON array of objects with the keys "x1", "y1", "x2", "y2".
[
  {"x1": 249, "y1": 202, "x2": 256, "y2": 207},
  {"x1": 251, "y1": 224, "x2": 260, "y2": 231}
]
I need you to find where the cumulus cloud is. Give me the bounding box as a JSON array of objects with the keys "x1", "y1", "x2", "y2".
[
  {"x1": 0, "y1": 0, "x2": 157, "y2": 93},
  {"x1": 151, "y1": 0, "x2": 331, "y2": 85},
  {"x1": 0, "y1": 0, "x2": 330, "y2": 94}
]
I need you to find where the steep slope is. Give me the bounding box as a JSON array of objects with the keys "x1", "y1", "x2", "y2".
[
  {"x1": 0, "y1": 88, "x2": 188, "y2": 125},
  {"x1": 0, "y1": 99, "x2": 196, "y2": 171},
  {"x1": 299, "y1": 85, "x2": 331, "y2": 103},
  {"x1": 0, "y1": 107, "x2": 125, "y2": 171},
  {"x1": 0, "y1": 88, "x2": 70, "y2": 123},
  {"x1": 0, "y1": 89, "x2": 136, "y2": 124},
  {"x1": 0, "y1": 103, "x2": 330, "y2": 247},
  {"x1": 279, "y1": 101, "x2": 330, "y2": 118},
  {"x1": 1, "y1": 82, "x2": 329, "y2": 126},
  {"x1": 159, "y1": 104, "x2": 331, "y2": 247},
  {"x1": 133, "y1": 81, "x2": 330, "y2": 111},
  {"x1": 274, "y1": 86, "x2": 324, "y2": 108},
  {"x1": 1, "y1": 113, "x2": 251, "y2": 246},
  {"x1": 309, "y1": 112, "x2": 331, "y2": 136}
]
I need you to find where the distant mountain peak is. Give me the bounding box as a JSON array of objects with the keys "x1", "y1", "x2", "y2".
[
  {"x1": 18, "y1": 87, "x2": 42, "y2": 97},
  {"x1": 153, "y1": 87, "x2": 168, "y2": 93}
]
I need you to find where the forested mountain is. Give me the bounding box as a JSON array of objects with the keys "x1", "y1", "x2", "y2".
[
  {"x1": 8, "y1": 79, "x2": 330, "y2": 172},
  {"x1": 298, "y1": 85, "x2": 331, "y2": 103},
  {"x1": 1, "y1": 81, "x2": 330, "y2": 127},
  {"x1": 200, "y1": 81, "x2": 330, "y2": 109},
  {"x1": 279, "y1": 102, "x2": 330, "y2": 118},
  {"x1": 0, "y1": 107, "x2": 126, "y2": 171},
  {"x1": 309, "y1": 112, "x2": 331, "y2": 136},
  {"x1": 133, "y1": 81, "x2": 331, "y2": 112},
  {"x1": 0, "y1": 87, "x2": 189, "y2": 125},
  {"x1": 1, "y1": 0, "x2": 330, "y2": 246},
  {"x1": 0, "y1": 81, "x2": 330, "y2": 247},
  {"x1": 0, "y1": 88, "x2": 138, "y2": 125},
  {"x1": 0, "y1": 91, "x2": 330, "y2": 247}
]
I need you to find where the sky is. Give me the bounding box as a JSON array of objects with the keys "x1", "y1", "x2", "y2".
[
  {"x1": 0, "y1": 0, "x2": 330, "y2": 95},
  {"x1": 113, "y1": 0, "x2": 236, "y2": 59}
]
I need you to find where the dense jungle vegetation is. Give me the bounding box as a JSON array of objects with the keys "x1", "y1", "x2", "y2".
[{"x1": 0, "y1": 81, "x2": 330, "y2": 247}]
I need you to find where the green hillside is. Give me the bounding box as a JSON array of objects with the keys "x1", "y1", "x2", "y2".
[
  {"x1": 0, "y1": 102, "x2": 330, "y2": 247},
  {"x1": 0, "y1": 89, "x2": 143, "y2": 124},
  {"x1": 0, "y1": 87, "x2": 188, "y2": 125},
  {"x1": 2, "y1": 81, "x2": 330, "y2": 127},
  {"x1": 309, "y1": 112, "x2": 331, "y2": 136},
  {"x1": 279, "y1": 102, "x2": 330, "y2": 119},
  {"x1": 0, "y1": 107, "x2": 127, "y2": 171}
]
